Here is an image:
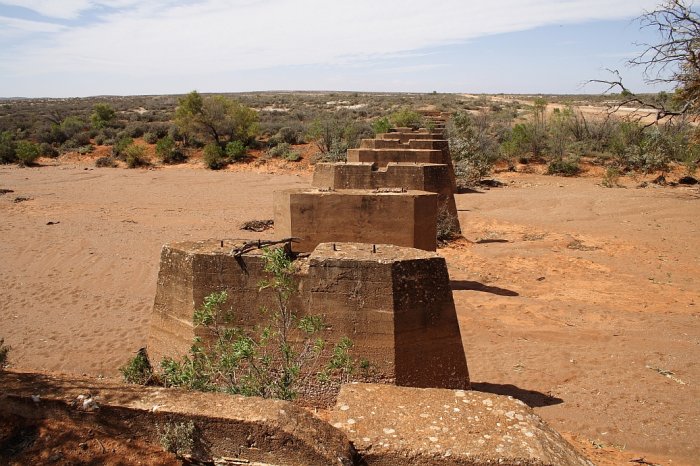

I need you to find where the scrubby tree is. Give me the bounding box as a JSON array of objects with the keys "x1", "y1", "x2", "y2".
[
  {"x1": 448, "y1": 111, "x2": 500, "y2": 186},
  {"x1": 175, "y1": 91, "x2": 258, "y2": 148},
  {"x1": 15, "y1": 141, "x2": 40, "y2": 166},
  {"x1": 91, "y1": 103, "x2": 116, "y2": 129},
  {"x1": 0, "y1": 131, "x2": 16, "y2": 164},
  {"x1": 307, "y1": 114, "x2": 372, "y2": 162},
  {"x1": 60, "y1": 116, "x2": 86, "y2": 140},
  {"x1": 156, "y1": 135, "x2": 186, "y2": 164}
]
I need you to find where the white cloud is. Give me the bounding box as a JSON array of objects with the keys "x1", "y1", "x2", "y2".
[
  {"x1": 0, "y1": 0, "x2": 661, "y2": 95},
  {"x1": 0, "y1": 15, "x2": 66, "y2": 33},
  {"x1": 0, "y1": 0, "x2": 92, "y2": 19},
  {"x1": 0, "y1": 0, "x2": 145, "y2": 19}
]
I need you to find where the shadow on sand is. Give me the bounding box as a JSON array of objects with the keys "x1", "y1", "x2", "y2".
[
  {"x1": 470, "y1": 382, "x2": 563, "y2": 408},
  {"x1": 450, "y1": 280, "x2": 519, "y2": 296}
]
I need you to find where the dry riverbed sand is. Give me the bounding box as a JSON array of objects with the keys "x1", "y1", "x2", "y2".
[{"x1": 0, "y1": 162, "x2": 698, "y2": 464}]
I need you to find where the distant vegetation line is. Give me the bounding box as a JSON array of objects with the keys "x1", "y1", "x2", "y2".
[{"x1": 0, "y1": 90, "x2": 697, "y2": 183}]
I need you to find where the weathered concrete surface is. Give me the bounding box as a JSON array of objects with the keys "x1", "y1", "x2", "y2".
[
  {"x1": 148, "y1": 241, "x2": 469, "y2": 392},
  {"x1": 376, "y1": 131, "x2": 444, "y2": 143},
  {"x1": 359, "y1": 139, "x2": 448, "y2": 152},
  {"x1": 330, "y1": 383, "x2": 593, "y2": 466},
  {"x1": 148, "y1": 240, "x2": 292, "y2": 365},
  {"x1": 0, "y1": 370, "x2": 357, "y2": 466},
  {"x1": 354, "y1": 138, "x2": 457, "y2": 191},
  {"x1": 307, "y1": 243, "x2": 469, "y2": 390},
  {"x1": 311, "y1": 162, "x2": 459, "y2": 233},
  {"x1": 274, "y1": 189, "x2": 438, "y2": 252},
  {"x1": 346, "y1": 148, "x2": 445, "y2": 167}
]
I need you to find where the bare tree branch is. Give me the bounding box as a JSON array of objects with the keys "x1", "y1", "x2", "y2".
[{"x1": 589, "y1": 1, "x2": 700, "y2": 125}]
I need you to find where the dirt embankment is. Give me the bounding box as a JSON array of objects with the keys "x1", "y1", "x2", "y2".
[{"x1": 1, "y1": 162, "x2": 698, "y2": 464}]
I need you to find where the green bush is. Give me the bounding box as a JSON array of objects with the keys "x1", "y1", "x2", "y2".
[
  {"x1": 157, "y1": 248, "x2": 362, "y2": 401},
  {"x1": 203, "y1": 143, "x2": 226, "y2": 169},
  {"x1": 266, "y1": 142, "x2": 300, "y2": 161},
  {"x1": 91, "y1": 103, "x2": 116, "y2": 130},
  {"x1": 436, "y1": 204, "x2": 461, "y2": 244},
  {"x1": 15, "y1": 141, "x2": 40, "y2": 166},
  {"x1": 158, "y1": 421, "x2": 195, "y2": 458},
  {"x1": 306, "y1": 115, "x2": 368, "y2": 157},
  {"x1": 59, "y1": 139, "x2": 81, "y2": 153},
  {"x1": 124, "y1": 144, "x2": 148, "y2": 168},
  {"x1": 448, "y1": 112, "x2": 500, "y2": 186},
  {"x1": 95, "y1": 156, "x2": 118, "y2": 168},
  {"x1": 112, "y1": 136, "x2": 134, "y2": 158},
  {"x1": 70, "y1": 131, "x2": 91, "y2": 147},
  {"x1": 60, "y1": 116, "x2": 86, "y2": 140},
  {"x1": 371, "y1": 116, "x2": 392, "y2": 135},
  {"x1": 120, "y1": 348, "x2": 153, "y2": 384},
  {"x1": 0, "y1": 131, "x2": 17, "y2": 164},
  {"x1": 602, "y1": 166, "x2": 622, "y2": 188},
  {"x1": 547, "y1": 157, "x2": 581, "y2": 176},
  {"x1": 143, "y1": 132, "x2": 159, "y2": 144},
  {"x1": 389, "y1": 108, "x2": 423, "y2": 128},
  {"x1": 77, "y1": 145, "x2": 94, "y2": 155},
  {"x1": 225, "y1": 140, "x2": 246, "y2": 161},
  {"x1": 39, "y1": 142, "x2": 59, "y2": 157},
  {"x1": 156, "y1": 136, "x2": 186, "y2": 164},
  {"x1": 176, "y1": 91, "x2": 259, "y2": 148},
  {"x1": 124, "y1": 122, "x2": 147, "y2": 138},
  {"x1": 275, "y1": 126, "x2": 303, "y2": 145}
]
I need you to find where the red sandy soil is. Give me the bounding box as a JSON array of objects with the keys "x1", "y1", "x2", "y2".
[
  {"x1": 0, "y1": 414, "x2": 179, "y2": 465},
  {"x1": 0, "y1": 156, "x2": 698, "y2": 465}
]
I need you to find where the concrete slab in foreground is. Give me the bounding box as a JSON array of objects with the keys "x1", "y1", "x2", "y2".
[
  {"x1": 330, "y1": 383, "x2": 593, "y2": 466},
  {"x1": 0, "y1": 370, "x2": 356, "y2": 466}
]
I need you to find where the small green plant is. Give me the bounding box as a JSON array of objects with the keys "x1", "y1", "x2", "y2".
[
  {"x1": 95, "y1": 156, "x2": 118, "y2": 168},
  {"x1": 143, "y1": 132, "x2": 159, "y2": 144},
  {"x1": 681, "y1": 150, "x2": 699, "y2": 175},
  {"x1": 158, "y1": 420, "x2": 195, "y2": 458},
  {"x1": 112, "y1": 136, "x2": 134, "y2": 158},
  {"x1": 120, "y1": 348, "x2": 153, "y2": 385},
  {"x1": 320, "y1": 336, "x2": 354, "y2": 383},
  {"x1": 266, "y1": 142, "x2": 300, "y2": 162},
  {"x1": 0, "y1": 338, "x2": 10, "y2": 369},
  {"x1": 124, "y1": 143, "x2": 148, "y2": 168},
  {"x1": 371, "y1": 116, "x2": 391, "y2": 135},
  {"x1": 448, "y1": 111, "x2": 500, "y2": 186},
  {"x1": 203, "y1": 143, "x2": 226, "y2": 169},
  {"x1": 225, "y1": 140, "x2": 246, "y2": 161},
  {"x1": 39, "y1": 142, "x2": 58, "y2": 158},
  {"x1": 0, "y1": 132, "x2": 17, "y2": 164},
  {"x1": 547, "y1": 157, "x2": 580, "y2": 176},
  {"x1": 15, "y1": 141, "x2": 41, "y2": 166},
  {"x1": 158, "y1": 247, "x2": 362, "y2": 401},
  {"x1": 389, "y1": 108, "x2": 423, "y2": 128},
  {"x1": 274, "y1": 126, "x2": 303, "y2": 145},
  {"x1": 156, "y1": 136, "x2": 186, "y2": 164},
  {"x1": 306, "y1": 115, "x2": 369, "y2": 157},
  {"x1": 436, "y1": 204, "x2": 460, "y2": 244},
  {"x1": 91, "y1": 103, "x2": 116, "y2": 130},
  {"x1": 77, "y1": 144, "x2": 94, "y2": 155},
  {"x1": 602, "y1": 166, "x2": 622, "y2": 188}
]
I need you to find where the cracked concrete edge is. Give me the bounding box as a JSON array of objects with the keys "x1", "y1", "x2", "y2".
[{"x1": 0, "y1": 370, "x2": 357, "y2": 466}]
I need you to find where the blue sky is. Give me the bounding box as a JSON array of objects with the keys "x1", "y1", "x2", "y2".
[{"x1": 0, "y1": 0, "x2": 670, "y2": 97}]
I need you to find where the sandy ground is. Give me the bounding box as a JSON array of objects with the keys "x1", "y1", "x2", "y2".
[
  {"x1": 1, "y1": 162, "x2": 698, "y2": 464},
  {"x1": 448, "y1": 173, "x2": 700, "y2": 465}
]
